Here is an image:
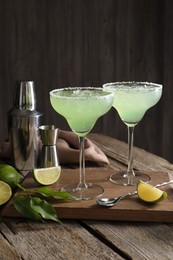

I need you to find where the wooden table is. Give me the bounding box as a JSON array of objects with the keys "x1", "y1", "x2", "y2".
[{"x1": 1, "y1": 133, "x2": 173, "y2": 260}]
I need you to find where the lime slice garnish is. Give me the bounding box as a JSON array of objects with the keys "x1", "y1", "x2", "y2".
[
  {"x1": 0, "y1": 181, "x2": 12, "y2": 205},
  {"x1": 137, "y1": 180, "x2": 167, "y2": 203},
  {"x1": 33, "y1": 166, "x2": 61, "y2": 185}
]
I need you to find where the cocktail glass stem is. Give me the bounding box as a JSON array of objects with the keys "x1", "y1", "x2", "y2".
[
  {"x1": 110, "y1": 124, "x2": 150, "y2": 186},
  {"x1": 61, "y1": 133, "x2": 104, "y2": 199},
  {"x1": 126, "y1": 126, "x2": 135, "y2": 185},
  {"x1": 77, "y1": 136, "x2": 88, "y2": 190}
]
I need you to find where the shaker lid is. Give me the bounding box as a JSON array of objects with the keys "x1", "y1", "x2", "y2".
[{"x1": 14, "y1": 81, "x2": 36, "y2": 110}]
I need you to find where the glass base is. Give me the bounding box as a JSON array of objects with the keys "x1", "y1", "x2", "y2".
[
  {"x1": 109, "y1": 171, "x2": 150, "y2": 186},
  {"x1": 61, "y1": 183, "x2": 104, "y2": 200}
]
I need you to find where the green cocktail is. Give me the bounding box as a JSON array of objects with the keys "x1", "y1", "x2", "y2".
[
  {"x1": 103, "y1": 82, "x2": 163, "y2": 186},
  {"x1": 50, "y1": 88, "x2": 113, "y2": 137},
  {"x1": 50, "y1": 87, "x2": 114, "y2": 199}
]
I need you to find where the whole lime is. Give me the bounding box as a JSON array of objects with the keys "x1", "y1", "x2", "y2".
[{"x1": 0, "y1": 164, "x2": 21, "y2": 190}]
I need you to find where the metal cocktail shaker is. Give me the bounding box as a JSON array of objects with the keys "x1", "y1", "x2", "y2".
[{"x1": 8, "y1": 81, "x2": 43, "y2": 171}]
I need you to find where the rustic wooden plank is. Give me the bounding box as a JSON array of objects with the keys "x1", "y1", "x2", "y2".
[
  {"x1": 1, "y1": 133, "x2": 173, "y2": 259},
  {"x1": 2, "y1": 168, "x2": 173, "y2": 222},
  {"x1": 88, "y1": 134, "x2": 173, "y2": 174},
  {"x1": 0, "y1": 231, "x2": 22, "y2": 259},
  {"x1": 83, "y1": 134, "x2": 173, "y2": 259},
  {"x1": 83, "y1": 221, "x2": 173, "y2": 260},
  {"x1": 0, "y1": 220, "x2": 123, "y2": 260}
]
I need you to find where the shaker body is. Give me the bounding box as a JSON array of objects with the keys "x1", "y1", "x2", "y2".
[
  {"x1": 9, "y1": 113, "x2": 42, "y2": 171},
  {"x1": 8, "y1": 80, "x2": 42, "y2": 172}
]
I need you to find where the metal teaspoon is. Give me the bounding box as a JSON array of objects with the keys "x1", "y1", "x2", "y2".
[{"x1": 96, "y1": 180, "x2": 173, "y2": 207}]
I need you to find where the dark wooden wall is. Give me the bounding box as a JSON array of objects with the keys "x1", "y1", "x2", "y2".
[{"x1": 0, "y1": 0, "x2": 173, "y2": 163}]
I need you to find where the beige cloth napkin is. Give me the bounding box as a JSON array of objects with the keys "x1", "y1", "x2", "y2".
[{"x1": 0, "y1": 130, "x2": 109, "y2": 166}]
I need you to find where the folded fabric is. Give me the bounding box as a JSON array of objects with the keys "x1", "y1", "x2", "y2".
[
  {"x1": 0, "y1": 130, "x2": 109, "y2": 166},
  {"x1": 57, "y1": 130, "x2": 109, "y2": 165}
]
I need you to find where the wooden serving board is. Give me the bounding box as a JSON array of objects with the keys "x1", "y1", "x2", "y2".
[{"x1": 1, "y1": 168, "x2": 173, "y2": 222}]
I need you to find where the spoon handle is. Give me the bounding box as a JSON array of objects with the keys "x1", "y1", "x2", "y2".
[{"x1": 154, "y1": 179, "x2": 173, "y2": 188}]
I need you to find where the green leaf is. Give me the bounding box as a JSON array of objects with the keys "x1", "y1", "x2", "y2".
[
  {"x1": 17, "y1": 184, "x2": 72, "y2": 199},
  {"x1": 34, "y1": 187, "x2": 71, "y2": 199},
  {"x1": 14, "y1": 195, "x2": 43, "y2": 222},
  {"x1": 30, "y1": 197, "x2": 61, "y2": 223},
  {"x1": 14, "y1": 195, "x2": 61, "y2": 223}
]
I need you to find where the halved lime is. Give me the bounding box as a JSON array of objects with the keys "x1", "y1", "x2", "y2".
[
  {"x1": 0, "y1": 181, "x2": 12, "y2": 205},
  {"x1": 33, "y1": 166, "x2": 61, "y2": 185},
  {"x1": 137, "y1": 180, "x2": 167, "y2": 203}
]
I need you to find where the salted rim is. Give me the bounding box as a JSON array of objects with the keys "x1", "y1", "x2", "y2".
[
  {"x1": 50, "y1": 87, "x2": 114, "y2": 98},
  {"x1": 103, "y1": 81, "x2": 163, "y2": 90}
]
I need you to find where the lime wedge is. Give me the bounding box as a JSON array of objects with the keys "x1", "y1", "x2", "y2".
[
  {"x1": 137, "y1": 180, "x2": 167, "y2": 203},
  {"x1": 0, "y1": 181, "x2": 12, "y2": 205},
  {"x1": 33, "y1": 166, "x2": 61, "y2": 185}
]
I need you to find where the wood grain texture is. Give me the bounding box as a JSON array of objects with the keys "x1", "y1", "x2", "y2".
[
  {"x1": 0, "y1": 0, "x2": 172, "y2": 163},
  {"x1": 88, "y1": 133, "x2": 173, "y2": 173},
  {"x1": 0, "y1": 232, "x2": 22, "y2": 259},
  {"x1": 2, "y1": 134, "x2": 173, "y2": 222},
  {"x1": 2, "y1": 168, "x2": 173, "y2": 222},
  {"x1": 84, "y1": 221, "x2": 173, "y2": 260},
  {"x1": 0, "y1": 220, "x2": 122, "y2": 260},
  {"x1": 0, "y1": 134, "x2": 173, "y2": 259},
  {"x1": 85, "y1": 134, "x2": 173, "y2": 259}
]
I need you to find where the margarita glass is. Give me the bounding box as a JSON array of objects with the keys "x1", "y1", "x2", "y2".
[
  {"x1": 50, "y1": 87, "x2": 114, "y2": 199},
  {"x1": 103, "y1": 82, "x2": 163, "y2": 186}
]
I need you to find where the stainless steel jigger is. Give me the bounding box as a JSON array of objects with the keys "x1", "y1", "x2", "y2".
[{"x1": 39, "y1": 125, "x2": 59, "y2": 168}]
